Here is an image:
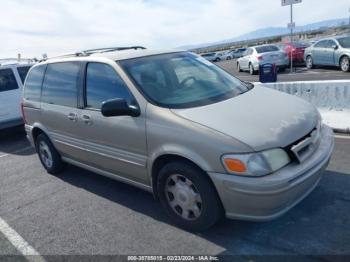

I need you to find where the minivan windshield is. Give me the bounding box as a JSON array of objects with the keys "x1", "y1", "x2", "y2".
[
  {"x1": 119, "y1": 52, "x2": 248, "y2": 108},
  {"x1": 338, "y1": 37, "x2": 350, "y2": 48}
]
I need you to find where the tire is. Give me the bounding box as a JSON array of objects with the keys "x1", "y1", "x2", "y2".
[
  {"x1": 340, "y1": 56, "x2": 350, "y2": 72},
  {"x1": 279, "y1": 67, "x2": 286, "y2": 73},
  {"x1": 237, "y1": 62, "x2": 242, "y2": 72},
  {"x1": 35, "y1": 134, "x2": 65, "y2": 174},
  {"x1": 306, "y1": 56, "x2": 314, "y2": 69},
  {"x1": 249, "y1": 63, "x2": 256, "y2": 75},
  {"x1": 157, "y1": 161, "x2": 223, "y2": 231}
]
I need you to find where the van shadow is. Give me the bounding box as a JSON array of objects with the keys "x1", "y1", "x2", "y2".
[
  {"x1": 0, "y1": 126, "x2": 34, "y2": 156},
  {"x1": 54, "y1": 165, "x2": 350, "y2": 255}
]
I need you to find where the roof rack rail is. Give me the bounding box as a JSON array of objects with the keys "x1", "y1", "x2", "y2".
[
  {"x1": 42, "y1": 46, "x2": 147, "y2": 61},
  {"x1": 80, "y1": 46, "x2": 146, "y2": 55}
]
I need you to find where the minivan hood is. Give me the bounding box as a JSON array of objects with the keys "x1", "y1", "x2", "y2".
[{"x1": 171, "y1": 87, "x2": 319, "y2": 151}]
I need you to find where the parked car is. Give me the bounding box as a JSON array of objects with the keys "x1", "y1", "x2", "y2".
[
  {"x1": 304, "y1": 36, "x2": 350, "y2": 72},
  {"x1": 201, "y1": 52, "x2": 223, "y2": 62},
  {"x1": 237, "y1": 45, "x2": 289, "y2": 75},
  {"x1": 231, "y1": 48, "x2": 247, "y2": 59},
  {"x1": 278, "y1": 41, "x2": 310, "y2": 64},
  {"x1": 0, "y1": 60, "x2": 33, "y2": 129},
  {"x1": 23, "y1": 47, "x2": 334, "y2": 231},
  {"x1": 221, "y1": 50, "x2": 234, "y2": 60}
]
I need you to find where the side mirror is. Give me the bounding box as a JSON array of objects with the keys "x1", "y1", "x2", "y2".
[
  {"x1": 101, "y1": 99, "x2": 140, "y2": 117},
  {"x1": 332, "y1": 45, "x2": 339, "y2": 50}
]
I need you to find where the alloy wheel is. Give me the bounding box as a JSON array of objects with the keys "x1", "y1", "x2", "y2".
[
  {"x1": 306, "y1": 57, "x2": 313, "y2": 69},
  {"x1": 341, "y1": 57, "x2": 350, "y2": 72}
]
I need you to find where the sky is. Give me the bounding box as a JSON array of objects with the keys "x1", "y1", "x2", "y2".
[{"x1": 0, "y1": 0, "x2": 349, "y2": 58}]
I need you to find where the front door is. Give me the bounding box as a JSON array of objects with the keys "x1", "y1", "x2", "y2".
[{"x1": 80, "y1": 62, "x2": 148, "y2": 184}]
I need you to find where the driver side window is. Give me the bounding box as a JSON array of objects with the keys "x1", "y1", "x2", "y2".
[{"x1": 85, "y1": 63, "x2": 133, "y2": 109}]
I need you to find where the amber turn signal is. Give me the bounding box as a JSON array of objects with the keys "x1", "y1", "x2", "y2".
[{"x1": 223, "y1": 158, "x2": 247, "y2": 173}]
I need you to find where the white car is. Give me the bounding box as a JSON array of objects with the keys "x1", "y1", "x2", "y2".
[
  {"x1": 237, "y1": 45, "x2": 289, "y2": 75},
  {"x1": 201, "y1": 52, "x2": 224, "y2": 62},
  {"x1": 0, "y1": 60, "x2": 33, "y2": 129}
]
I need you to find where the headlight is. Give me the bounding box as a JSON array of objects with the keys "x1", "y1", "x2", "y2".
[{"x1": 222, "y1": 149, "x2": 291, "y2": 177}]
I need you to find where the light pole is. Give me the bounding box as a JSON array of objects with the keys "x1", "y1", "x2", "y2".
[
  {"x1": 290, "y1": 3, "x2": 294, "y2": 73},
  {"x1": 282, "y1": 0, "x2": 302, "y2": 74},
  {"x1": 348, "y1": 7, "x2": 350, "y2": 34}
]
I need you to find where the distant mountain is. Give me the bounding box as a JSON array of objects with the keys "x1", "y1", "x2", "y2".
[{"x1": 180, "y1": 18, "x2": 349, "y2": 50}]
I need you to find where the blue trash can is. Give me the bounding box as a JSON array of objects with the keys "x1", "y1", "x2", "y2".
[{"x1": 259, "y1": 63, "x2": 277, "y2": 83}]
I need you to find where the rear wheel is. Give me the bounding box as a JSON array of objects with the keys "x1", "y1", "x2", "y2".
[
  {"x1": 35, "y1": 134, "x2": 65, "y2": 174},
  {"x1": 157, "y1": 161, "x2": 223, "y2": 231},
  {"x1": 237, "y1": 62, "x2": 242, "y2": 72},
  {"x1": 340, "y1": 56, "x2": 350, "y2": 72},
  {"x1": 306, "y1": 56, "x2": 314, "y2": 69},
  {"x1": 279, "y1": 67, "x2": 286, "y2": 73},
  {"x1": 249, "y1": 63, "x2": 256, "y2": 75}
]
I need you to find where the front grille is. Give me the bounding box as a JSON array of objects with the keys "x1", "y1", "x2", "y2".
[{"x1": 286, "y1": 126, "x2": 321, "y2": 163}]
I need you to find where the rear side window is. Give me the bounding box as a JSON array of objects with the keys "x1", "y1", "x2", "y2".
[
  {"x1": 17, "y1": 66, "x2": 32, "y2": 84},
  {"x1": 86, "y1": 63, "x2": 132, "y2": 109},
  {"x1": 42, "y1": 62, "x2": 80, "y2": 107},
  {"x1": 326, "y1": 40, "x2": 337, "y2": 48},
  {"x1": 314, "y1": 40, "x2": 327, "y2": 48},
  {"x1": 0, "y1": 69, "x2": 18, "y2": 92},
  {"x1": 24, "y1": 65, "x2": 46, "y2": 101}
]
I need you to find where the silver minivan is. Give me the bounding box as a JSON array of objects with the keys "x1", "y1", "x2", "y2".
[{"x1": 22, "y1": 47, "x2": 334, "y2": 231}]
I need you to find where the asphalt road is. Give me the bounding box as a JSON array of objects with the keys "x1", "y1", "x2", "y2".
[
  {"x1": 0, "y1": 126, "x2": 349, "y2": 259},
  {"x1": 216, "y1": 59, "x2": 350, "y2": 82}
]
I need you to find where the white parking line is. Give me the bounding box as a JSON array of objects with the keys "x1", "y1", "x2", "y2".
[
  {"x1": 0, "y1": 216, "x2": 45, "y2": 262},
  {"x1": 0, "y1": 146, "x2": 33, "y2": 159},
  {"x1": 335, "y1": 134, "x2": 350, "y2": 140}
]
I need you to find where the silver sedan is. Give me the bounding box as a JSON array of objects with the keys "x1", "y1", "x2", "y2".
[
  {"x1": 237, "y1": 45, "x2": 289, "y2": 75},
  {"x1": 304, "y1": 36, "x2": 350, "y2": 72}
]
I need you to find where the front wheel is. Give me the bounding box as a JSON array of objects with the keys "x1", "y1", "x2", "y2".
[
  {"x1": 157, "y1": 161, "x2": 223, "y2": 231},
  {"x1": 35, "y1": 134, "x2": 65, "y2": 174},
  {"x1": 340, "y1": 56, "x2": 350, "y2": 72}
]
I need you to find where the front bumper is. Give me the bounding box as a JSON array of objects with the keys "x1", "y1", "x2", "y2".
[{"x1": 208, "y1": 125, "x2": 334, "y2": 221}]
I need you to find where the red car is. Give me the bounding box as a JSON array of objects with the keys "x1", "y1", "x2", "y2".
[{"x1": 279, "y1": 42, "x2": 311, "y2": 64}]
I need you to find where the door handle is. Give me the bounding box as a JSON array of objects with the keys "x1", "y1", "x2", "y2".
[
  {"x1": 67, "y1": 113, "x2": 78, "y2": 122},
  {"x1": 82, "y1": 114, "x2": 92, "y2": 125}
]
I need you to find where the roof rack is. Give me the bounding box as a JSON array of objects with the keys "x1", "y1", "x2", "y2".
[
  {"x1": 43, "y1": 46, "x2": 147, "y2": 61},
  {"x1": 80, "y1": 46, "x2": 146, "y2": 55}
]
